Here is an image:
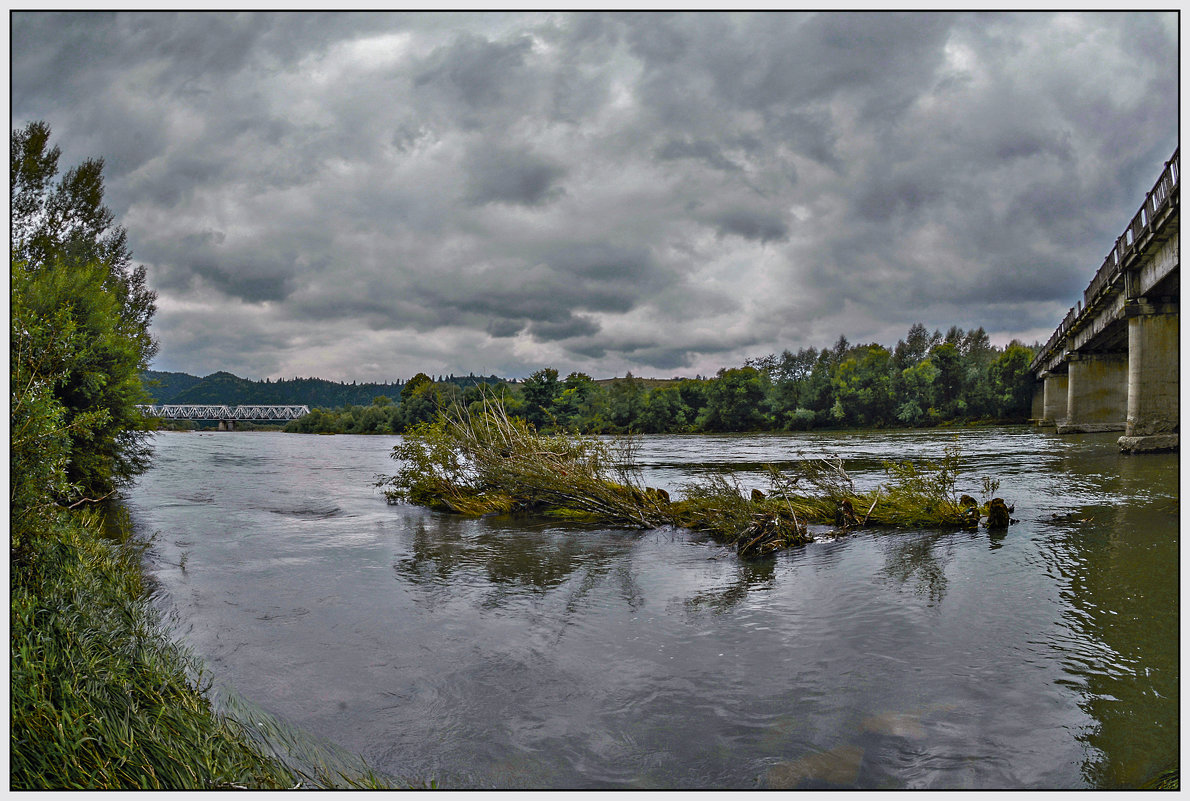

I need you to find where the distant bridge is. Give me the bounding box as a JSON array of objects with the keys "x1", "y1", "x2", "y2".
[
  {"x1": 1030, "y1": 148, "x2": 1178, "y2": 453},
  {"x1": 138, "y1": 404, "x2": 310, "y2": 431}
]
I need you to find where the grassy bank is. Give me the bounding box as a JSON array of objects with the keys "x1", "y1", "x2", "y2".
[{"x1": 10, "y1": 504, "x2": 392, "y2": 789}]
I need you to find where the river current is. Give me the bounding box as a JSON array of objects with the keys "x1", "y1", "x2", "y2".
[{"x1": 123, "y1": 427, "x2": 1178, "y2": 789}]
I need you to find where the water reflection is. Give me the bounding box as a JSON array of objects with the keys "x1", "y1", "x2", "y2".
[
  {"x1": 393, "y1": 514, "x2": 645, "y2": 613},
  {"x1": 986, "y1": 528, "x2": 1008, "y2": 550},
  {"x1": 1034, "y1": 441, "x2": 1178, "y2": 787},
  {"x1": 684, "y1": 558, "x2": 776, "y2": 614},
  {"x1": 876, "y1": 532, "x2": 954, "y2": 606}
]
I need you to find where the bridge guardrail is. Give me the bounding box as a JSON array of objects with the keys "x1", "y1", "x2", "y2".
[{"x1": 1084, "y1": 149, "x2": 1179, "y2": 310}]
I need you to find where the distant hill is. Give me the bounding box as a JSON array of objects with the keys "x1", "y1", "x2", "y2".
[
  {"x1": 140, "y1": 370, "x2": 510, "y2": 408},
  {"x1": 142, "y1": 370, "x2": 204, "y2": 403}
]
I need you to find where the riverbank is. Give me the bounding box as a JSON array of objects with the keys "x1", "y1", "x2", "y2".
[{"x1": 9, "y1": 503, "x2": 390, "y2": 789}]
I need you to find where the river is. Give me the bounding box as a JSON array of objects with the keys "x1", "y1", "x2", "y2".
[{"x1": 122, "y1": 427, "x2": 1178, "y2": 789}]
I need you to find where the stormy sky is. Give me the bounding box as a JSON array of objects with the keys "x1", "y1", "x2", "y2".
[{"x1": 11, "y1": 11, "x2": 1179, "y2": 382}]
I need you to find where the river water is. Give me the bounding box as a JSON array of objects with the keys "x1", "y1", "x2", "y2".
[{"x1": 123, "y1": 427, "x2": 1178, "y2": 789}]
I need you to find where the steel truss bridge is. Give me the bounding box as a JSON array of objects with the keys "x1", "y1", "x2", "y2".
[{"x1": 138, "y1": 404, "x2": 310, "y2": 430}]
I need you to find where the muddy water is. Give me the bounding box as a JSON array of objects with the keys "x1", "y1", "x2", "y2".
[{"x1": 124, "y1": 427, "x2": 1178, "y2": 788}]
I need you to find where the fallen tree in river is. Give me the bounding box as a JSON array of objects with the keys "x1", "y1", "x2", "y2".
[{"x1": 377, "y1": 396, "x2": 1011, "y2": 558}]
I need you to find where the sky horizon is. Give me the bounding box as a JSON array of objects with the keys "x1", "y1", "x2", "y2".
[{"x1": 11, "y1": 11, "x2": 1179, "y2": 382}]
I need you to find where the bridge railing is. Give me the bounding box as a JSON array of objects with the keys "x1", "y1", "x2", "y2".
[
  {"x1": 1032, "y1": 148, "x2": 1179, "y2": 372},
  {"x1": 1083, "y1": 149, "x2": 1179, "y2": 309}
]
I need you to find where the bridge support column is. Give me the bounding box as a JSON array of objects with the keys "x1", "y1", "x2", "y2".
[
  {"x1": 1056, "y1": 352, "x2": 1128, "y2": 433},
  {"x1": 1030, "y1": 384, "x2": 1045, "y2": 423},
  {"x1": 218, "y1": 419, "x2": 236, "y2": 431},
  {"x1": 1119, "y1": 301, "x2": 1178, "y2": 453},
  {"x1": 1040, "y1": 372, "x2": 1068, "y2": 427}
]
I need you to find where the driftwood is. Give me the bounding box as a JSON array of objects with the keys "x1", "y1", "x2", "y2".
[{"x1": 986, "y1": 498, "x2": 1012, "y2": 529}]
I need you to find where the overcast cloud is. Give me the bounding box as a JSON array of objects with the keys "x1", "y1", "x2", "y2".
[{"x1": 11, "y1": 11, "x2": 1178, "y2": 381}]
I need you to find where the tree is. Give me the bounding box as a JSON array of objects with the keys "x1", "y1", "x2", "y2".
[
  {"x1": 12, "y1": 122, "x2": 155, "y2": 347},
  {"x1": 767, "y1": 347, "x2": 817, "y2": 426},
  {"x1": 778, "y1": 347, "x2": 819, "y2": 383},
  {"x1": 11, "y1": 122, "x2": 157, "y2": 495},
  {"x1": 929, "y1": 341, "x2": 964, "y2": 417},
  {"x1": 11, "y1": 261, "x2": 86, "y2": 562},
  {"x1": 831, "y1": 345, "x2": 895, "y2": 427},
  {"x1": 893, "y1": 322, "x2": 932, "y2": 370},
  {"x1": 895, "y1": 359, "x2": 939, "y2": 426},
  {"x1": 401, "y1": 372, "x2": 434, "y2": 402},
  {"x1": 677, "y1": 379, "x2": 709, "y2": 421},
  {"x1": 800, "y1": 349, "x2": 836, "y2": 417},
  {"x1": 395, "y1": 380, "x2": 442, "y2": 431},
  {"x1": 989, "y1": 343, "x2": 1037, "y2": 419},
  {"x1": 831, "y1": 334, "x2": 851, "y2": 363},
  {"x1": 520, "y1": 367, "x2": 562, "y2": 428},
  {"x1": 606, "y1": 373, "x2": 646, "y2": 431},
  {"x1": 353, "y1": 404, "x2": 390, "y2": 433},
  {"x1": 697, "y1": 367, "x2": 771, "y2": 432},
  {"x1": 638, "y1": 385, "x2": 690, "y2": 433},
  {"x1": 554, "y1": 372, "x2": 596, "y2": 430}
]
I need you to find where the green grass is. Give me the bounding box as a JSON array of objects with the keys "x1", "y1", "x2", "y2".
[{"x1": 10, "y1": 506, "x2": 394, "y2": 789}]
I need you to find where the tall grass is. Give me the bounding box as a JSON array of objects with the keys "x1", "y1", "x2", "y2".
[
  {"x1": 10, "y1": 506, "x2": 394, "y2": 789},
  {"x1": 382, "y1": 395, "x2": 671, "y2": 526}
]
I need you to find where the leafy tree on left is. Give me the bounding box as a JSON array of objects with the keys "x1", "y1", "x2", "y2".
[{"x1": 11, "y1": 121, "x2": 158, "y2": 498}]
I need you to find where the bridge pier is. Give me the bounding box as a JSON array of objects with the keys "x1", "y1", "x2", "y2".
[
  {"x1": 1030, "y1": 384, "x2": 1045, "y2": 422},
  {"x1": 1056, "y1": 352, "x2": 1128, "y2": 433},
  {"x1": 1119, "y1": 300, "x2": 1178, "y2": 453},
  {"x1": 1040, "y1": 372, "x2": 1068, "y2": 427},
  {"x1": 218, "y1": 419, "x2": 237, "y2": 431}
]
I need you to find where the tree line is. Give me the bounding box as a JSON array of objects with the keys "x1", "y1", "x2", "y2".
[{"x1": 284, "y1": 326, "x2": 1038, "y2": 436}]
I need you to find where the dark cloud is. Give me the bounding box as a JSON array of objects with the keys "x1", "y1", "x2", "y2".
[
  {"x1": 464, "y1": 145, "x2": 567, "y2": 206},
  {"x1": 854, "y1": 175, "x2": 944, "y2": 224},
  {"x1": 412, "y1": 31, "x2": 540, "y2": 131},
  {"x1": 486, "y1": 318, "x2": 525, "y2": 338},
  {"x1": 707, "y1": 206, "x2": 790, "y2": 243},
  {"x1": 11, "y1": 11, "x2": 1178, "y2": 381},
  {"x1": 656, "y1": 138, "x2": 741, "y2": 173},
  {"x1": 527, "y1": 313, "x2": 601, "y2": 341}
]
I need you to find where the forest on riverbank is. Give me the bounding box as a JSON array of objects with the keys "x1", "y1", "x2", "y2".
[{"x1": 282, "y1": 326, "x2": 1038, "y2": 436}]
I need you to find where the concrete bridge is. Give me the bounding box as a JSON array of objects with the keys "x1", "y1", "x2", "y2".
[
  {"x1": 138, "y1": 404, "x2": 310, "y2": 431},
  {"x1": 1030, "y1": 148, "x2": 1178, "y2": 453}
]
